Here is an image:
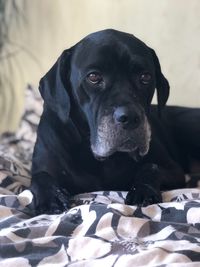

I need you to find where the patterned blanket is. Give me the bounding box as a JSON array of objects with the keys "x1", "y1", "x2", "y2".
[{"x1": 0, "y1": 87, "x2": 200, "y2": 266}]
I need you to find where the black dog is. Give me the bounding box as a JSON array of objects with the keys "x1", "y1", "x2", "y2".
[{"x1": 30, "y1": 29, "x2": 200, "y2": 214}]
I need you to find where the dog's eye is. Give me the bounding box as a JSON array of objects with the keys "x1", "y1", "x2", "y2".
[
  {"x1": 140, "y1": 73, "x2": 152, "y2": 84},
  {"x1": 87, "y1": 73, "x2": 102, "y2": 84}
]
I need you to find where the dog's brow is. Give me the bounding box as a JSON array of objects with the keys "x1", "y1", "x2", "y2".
[
  {"x1": 130, "y1": 62, "x2": 146, "y2": 72},
  {"x1": 85, "y1": 63, "x2": 102, "y2": 70},
  {"x1": 129, "y1": 56, "x2": 150, "y2": 72},
  {"x1": 84, "y1": 62, "x2": 110, "y2": 73}
]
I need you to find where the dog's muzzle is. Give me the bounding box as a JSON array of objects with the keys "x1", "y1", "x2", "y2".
[{"x1": 91, "y1": 108, "x2": 151, "y2": 159}]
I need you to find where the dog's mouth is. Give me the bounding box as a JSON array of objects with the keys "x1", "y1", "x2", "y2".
[{"x1": 91, "y1": 116, "x2": 151, "y2": 161}]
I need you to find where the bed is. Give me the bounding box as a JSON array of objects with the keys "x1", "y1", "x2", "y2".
[{"x1": 0, "y1": 86, "x2": 200, "y2": 266}]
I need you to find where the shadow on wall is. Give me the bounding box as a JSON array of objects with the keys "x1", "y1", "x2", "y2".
[
  {"x1": 0, "y1": 0, "x2": 200, "y2": 133},
  {"x1": 0, "y1": 0, "x2": 29, "y2": 133},
  {"x1": 0, "y1": 0, "x2": 42, "y2": 134}
]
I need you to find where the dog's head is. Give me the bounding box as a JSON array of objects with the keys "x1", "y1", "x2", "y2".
[{"x1": 39, "y1": 29, "x2": 169, "y2": 160}]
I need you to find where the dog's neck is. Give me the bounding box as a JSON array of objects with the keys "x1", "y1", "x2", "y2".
[{"x1": 68, "y1": 90, "x2": 90, "y2": 140}]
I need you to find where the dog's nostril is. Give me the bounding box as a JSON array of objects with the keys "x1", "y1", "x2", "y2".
[
  {"x1": 113, "y1": 106, "x2": 141, "y2": 128},
  {"x1": 118, "y1": 114, "x2": 129, "y2": 123},
  {"x1": 114, "y1": 107, "x2": 129, "y2": 124}
]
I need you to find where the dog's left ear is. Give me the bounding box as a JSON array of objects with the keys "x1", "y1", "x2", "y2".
[
  {"x1": 39, "y1": 49, "x2": 72, "y2": 123},
  {"x1": 150, "y1": 48, "x2": 170, "y2": 115}
]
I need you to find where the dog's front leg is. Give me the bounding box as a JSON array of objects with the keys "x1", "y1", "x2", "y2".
[
  {"x1": 30, "y1": 172, "x2": 70, "y2": 215},
  {"x1": 125, "y1": 163, "x2": 162, "y2": 206}
]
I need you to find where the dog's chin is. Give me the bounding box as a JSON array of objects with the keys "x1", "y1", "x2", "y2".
[
  {"x1": 93, "y1": 154, "x2": 109, "y2": 161},
  {"x1": 91, "y1": 146, "x2": 115, "y2": 161},
  {"x1": 91, "y1": 139, "x2": 150, "y2": 162}
]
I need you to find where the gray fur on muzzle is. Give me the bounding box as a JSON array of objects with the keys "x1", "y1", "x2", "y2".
[{"x1": 91, "y1": 115, "x2": 151, "y2": 158}]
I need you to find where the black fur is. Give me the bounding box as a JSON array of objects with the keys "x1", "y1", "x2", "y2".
[{"x1": 30, "y1": 29, "x2": 200, "y2": 214}]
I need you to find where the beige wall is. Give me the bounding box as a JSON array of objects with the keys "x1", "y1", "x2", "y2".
[{"x1": 1, "y1": 0, "x2": 200, "y2": 132}]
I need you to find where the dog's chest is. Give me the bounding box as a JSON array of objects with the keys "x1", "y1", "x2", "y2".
[
  {"x1": 99, "y1": 154, "x2": 137, "y2": 190},
  {"x1": 77, "y1": 145, "x2": 137, "y2": 190}
]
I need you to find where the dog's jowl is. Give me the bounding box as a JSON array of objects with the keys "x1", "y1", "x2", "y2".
[{"x1": 30, "y1": 29, "x2": 200, "y2": 214}]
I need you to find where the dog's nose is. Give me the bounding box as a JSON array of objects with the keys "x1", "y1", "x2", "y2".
[{"x1": 113, "y1": 106, "x2": 141, "y2": 128}]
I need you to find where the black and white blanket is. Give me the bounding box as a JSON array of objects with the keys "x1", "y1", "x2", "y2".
[{"x1": 0, "y1": 87, "x2": 200, "y2": 266}]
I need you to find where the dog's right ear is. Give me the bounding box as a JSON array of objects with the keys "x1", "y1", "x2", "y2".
[
  {"x1": 39, "y1": 49, "x2": 72, "y2": 123},
  {"x1": 149, "y1": 48, "x2": 170, "y2": 116}
]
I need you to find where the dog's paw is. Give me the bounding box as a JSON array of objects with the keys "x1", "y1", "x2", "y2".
[
  {"x1": 31, "y1": 185, "x2": 70, "y2": 215},
  {"x1": 125, "y1": 184, "x2": 162, "y2": 206}
]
